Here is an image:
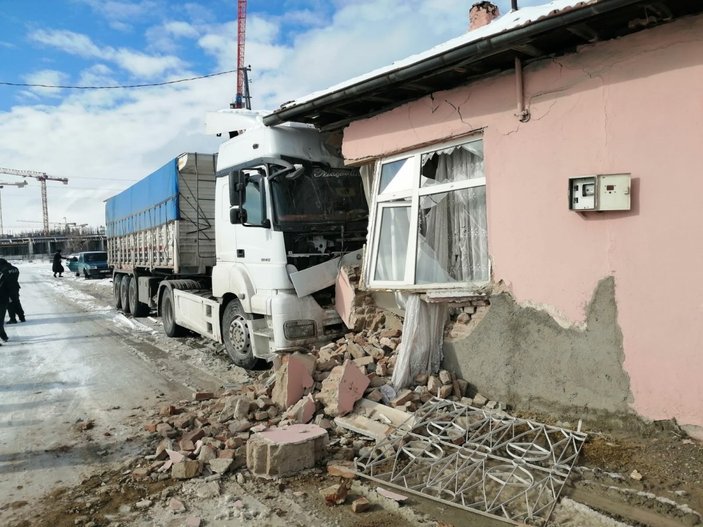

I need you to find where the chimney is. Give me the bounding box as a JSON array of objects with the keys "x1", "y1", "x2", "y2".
[{"x1": 469, "y1": 2, "x2": 500, "y2": 31}]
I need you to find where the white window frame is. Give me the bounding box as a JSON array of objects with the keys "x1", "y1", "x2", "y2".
[{"x1": 364, "y1": 135, "x2": 488, "y2": 290}]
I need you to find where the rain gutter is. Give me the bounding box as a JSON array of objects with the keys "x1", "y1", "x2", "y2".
[{"x1": 263, "y1": 0, "x2": 646, "y2": 127}]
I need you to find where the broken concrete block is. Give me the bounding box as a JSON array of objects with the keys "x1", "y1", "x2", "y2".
[
  {"x1": 197, "y1": 445, "x2": 217, "y2": 463},
  {"x1": 209, "y1": 458, "x2": 233, "y2": 475},
  {"x1": 179, "y1": 439, "x2": 195, "y2": 452},
  {"x1": 351, "y1": 497, "x2": 370, "y2": 513},
  {"x1": 254, "y1": 410, "x2": 269, "y2": 421},
  {"x1": 246, "y1": 424, "x2": 328, "y2": 478},
  {"x1": 473, "y1": 393, "x2": 488, "y2": 407},
  {"x1": 317, "y1": 360, "x2": 370, "y2": 417},
  {"x1": 379, "y1": 337, "x2": 397, "y2": 350},
  {"x1": 427, "y1": 375, "x2": 442, "y2": 395},
  {"x1": 414, "y1": 373, "x2": 429, "y2": 385},
  {"x1": 438, "y1": 385, "x2": 453, "y2": 399},
  {"x1": 174, "y1": 413, "x2": 194, "y2": 429},
  {"x1": 438, "y1": 370, "x2": 453, "y2": 385},
  {"x1": 285, "y1": 393, "x2": 317, "y2": 424},
  {"x1": 155, "y1": 438, "x2": 173, "y2": 460},
  {"x1": 335, "y1": 266, "x2": 356, "y2": 329},
  {"x1": 159, "y1": 404, "x2": 178, "y2": 417},
  {"x1": 485, "y1": 400, "x2": 497, "y2": 410},
  {"x1": 166, "y1": 449, "x2": 186, "y2": 464},
  {"x1": 380, "y1": 328, "x2": 401, "y2": 339},
  {"x1": 228, "y1": 420, "x2": 254, "y2": 434},
  {"x1": 172, "y1": 460, "x2": 201, "y2": 480},
  {"x1": 271, "y1": 353, "x2": 315, "y2": 409},
  {"x1": 376, "y1": 487, "x2": 408, "y2": 502},
  {"x1": 347, "y1": 341, "x2": 366, "y2": 359},
  {"x1": 353, "y1": 355, "x2": 375, "y2": 369},
  {"x1": 390, "y1": 389, "x2": 413, "y2": 407},
  {"x1": 185, "y1": 516, "x2": 201, "y2": 527},
  {"x1": 367, "y1": 389, "x2": 383, "y2": 402}
]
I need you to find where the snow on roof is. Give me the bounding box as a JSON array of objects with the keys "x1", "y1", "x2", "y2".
[{"x1": 277, "y1": 0, "x2": 596, "y2": 111}]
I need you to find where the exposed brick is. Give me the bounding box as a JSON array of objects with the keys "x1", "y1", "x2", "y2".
[
  {"x1": 156, "y1": 422, "x2": 176, "y2": 438},
  {"x1": 438, "y1": 384, "x2": 453, "y2": 399},
  {"x1": 284, "y1": 394, "x2": 317, "y2": 424},
  {"x1": 193, "y1": 392, "x2": 214, "y2": 401},
  {"x1": 327, "y1": 460, "x2": 356, "y2": 479},
  {"x1": 143, "y1": 422, "x2": 158, "y2": 433}
]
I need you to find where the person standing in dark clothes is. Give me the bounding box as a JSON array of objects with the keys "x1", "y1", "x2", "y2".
[
  {"x1": 0, "y1": 259, "x2": 25, "y2": 323},
  {"x1": 52, "y1": 249, "x2": 65, "y2": 277},
  {"x1": 0, "y1": 262, "x2": 11, "y2": 343}
]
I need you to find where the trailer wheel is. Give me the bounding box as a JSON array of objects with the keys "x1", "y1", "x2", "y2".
[
  {"x1": 120, "y1": 275, "x2": 131, "y2": 314},
  {"x1": 222, "y1": 299, "x2": 256, "y2": 369},
  {"x1": 161, "y1": 288, "x2": 185, "y2": 337},
  {"x1": 114, "y1": 274, "x2": 123, "y2": 310},
  {"x1": 128, "y1": 277, "x2": 149, "y2": 317}
]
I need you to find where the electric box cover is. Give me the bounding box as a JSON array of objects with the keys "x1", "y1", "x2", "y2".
[{"x1": 569, "y1": 174, "x2": 631, "y2": 211}]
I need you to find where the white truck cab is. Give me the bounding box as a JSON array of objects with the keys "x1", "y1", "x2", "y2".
[{"x1": 183, "y1": 117, "x2": 367, "y2": 367}]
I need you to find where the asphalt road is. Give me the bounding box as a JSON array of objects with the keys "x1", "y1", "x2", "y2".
[{"x1": 0, "y1": 262, "x2": 209, "y2": 521}]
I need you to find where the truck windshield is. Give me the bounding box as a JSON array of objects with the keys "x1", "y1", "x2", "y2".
[{"x1": 270, "y1": 166, "x2": 368, "y2": 226}]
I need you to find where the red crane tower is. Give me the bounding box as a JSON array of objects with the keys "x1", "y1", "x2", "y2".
[{"x1": 234, "y1": 0, "x2": 252, "y2": 109}]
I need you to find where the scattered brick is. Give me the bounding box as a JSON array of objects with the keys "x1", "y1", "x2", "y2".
[{"x1": 351, "y1": 497, "x2": 370, "y2": 513}]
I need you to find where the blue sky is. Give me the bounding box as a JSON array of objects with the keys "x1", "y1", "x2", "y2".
[{"x1": 0, "y1": 0, "x2": 528, "y2": 232}]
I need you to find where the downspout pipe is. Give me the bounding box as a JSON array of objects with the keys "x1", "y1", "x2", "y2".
[
  {"x1": 512, "y1": 0, "x2": 530, "y2": 122},
  {"x1": 263, "y1": 0, "x2": 647, "y2": 128}
]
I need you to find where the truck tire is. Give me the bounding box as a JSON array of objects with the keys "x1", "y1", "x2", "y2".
[
  {"x1": 222, "y1": 299, "x2": 256, "y2": 369},
  {"x1": 120, "y1": 275, "x2": 131, "y2": 314},
  {"x1": 161, "y1": 288, "x2": 185, "y2": 337},
  {"x1": 114, "y1": 274, "x2": 123, "y2": 310},
  {"x1": 128, "y1": 277, "x2": 149, "y2": 317}
]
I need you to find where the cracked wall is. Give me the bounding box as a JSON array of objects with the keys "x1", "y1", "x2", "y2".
[{"x1": 343, "y1": 14, "x2": 703, "y2": 429}]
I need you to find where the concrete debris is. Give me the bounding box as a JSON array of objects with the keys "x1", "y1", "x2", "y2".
[
  {"x1": 169, "y1": 497, "x2": 186, "y2": 512},
  {"x1": 351, "y1": 497, "x2": 370, "y2": 513},
  {"x1": 320, "y1": 480, "x2": 351, "y2": 506},
  {"x1": 246, "y1": 424, "x2": 328, "y2": 477},
  {"x1": 131, "y1": 294, "x2": 504, "y2": 495},
  {"x1": 630, "y1": 469, "x2": 643, "y2": 481},
  {"x1": 376, "y1": 487, "x2": 408, "y2": 503},
  {"x1": 317, "y1": 360, "x2": 370, "y2": 417}
]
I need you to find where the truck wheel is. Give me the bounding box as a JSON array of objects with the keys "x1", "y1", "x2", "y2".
[
  {"x1": 161, "y1": 289, "x2": 185, "y2": 337},
  {"x1": 120, "y1": 275, "x2": 131, "y2": 314},
  {"x1": 83, "y1": 270, "x2": 90, "y2": 280},
  {"x1": 128, "y1": 277, "x2": 149, "y2": 317},
  {"x1": 114, "y1": 275, "x2": 123, "y2": 310},
  {"x1": 222, "y1": 299, "x2": 256, "y2": 369}
]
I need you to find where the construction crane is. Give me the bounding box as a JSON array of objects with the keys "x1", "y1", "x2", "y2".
[
  {"x1": 233, "y1": 0, "x2": 252, "y2": 110},
  {"x1": 0, "y1": 167, "x2": 69, "y2": 234},
  {"x1": 0, "y1": 180, "x2": 28, "y2": 236}
]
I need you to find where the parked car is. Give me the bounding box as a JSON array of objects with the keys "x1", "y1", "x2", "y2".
[{"x1": 67, "y1": 251, "x2": 112, "y2": 279}]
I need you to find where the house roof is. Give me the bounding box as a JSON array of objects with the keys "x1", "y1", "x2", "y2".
[{"x1": 263, "y1": 0, "x2": 703, "y2": 130}]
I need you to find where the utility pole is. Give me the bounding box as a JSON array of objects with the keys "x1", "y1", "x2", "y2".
[
  {"x1": 0, "y1": 167, "x2": 69, "y2": 234},
  {"x1": 0, "y1": 180, "x2": 28, "y2": 235}
]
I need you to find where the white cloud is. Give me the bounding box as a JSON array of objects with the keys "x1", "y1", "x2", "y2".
[
  {"x1": 30, "y1": 29, "x2": 103, "y2": 58},
  {"x1": 76, "y1": 0, "x2": 163, "y2": 30},
  {"x1": 29, "y1": 29, "x2": 186, "y2": 79},
  {"x1": 22, "y1": 69, "x2": 69, "y2": 98}
]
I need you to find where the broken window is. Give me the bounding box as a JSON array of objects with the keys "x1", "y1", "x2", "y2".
[{"x1": 366, "y1": 137, "x2": 488, "y2": 289}]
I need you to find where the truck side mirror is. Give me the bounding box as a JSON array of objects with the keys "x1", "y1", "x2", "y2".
[
  {"x1": 229, "y1": 171, "x2": 248, "y2": 207},
  {"x1": 230, "y1": 207, "x2": 247, "y2": 224}
]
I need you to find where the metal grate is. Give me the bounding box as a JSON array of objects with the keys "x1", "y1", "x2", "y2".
[{"x1": 354, "y1": 397, "x2": 587, "y2": 525}]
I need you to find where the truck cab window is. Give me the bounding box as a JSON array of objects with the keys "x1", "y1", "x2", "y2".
[{"x1": 244, "y1": 176, "x2": 266, "y2": 226}]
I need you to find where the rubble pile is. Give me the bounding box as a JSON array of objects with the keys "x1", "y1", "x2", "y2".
[{"x1": 132, "y1": 318, "x2": 506, "y2": 491}]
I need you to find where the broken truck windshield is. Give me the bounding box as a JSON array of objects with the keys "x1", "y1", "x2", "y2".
[{"x1": 270, "y1": 165, "x2": 368, "y2": 226}]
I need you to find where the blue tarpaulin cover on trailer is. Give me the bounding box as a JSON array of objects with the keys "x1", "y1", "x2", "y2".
[{"x1": 105, "y1": 158, "x2": 179, "y2": 237}]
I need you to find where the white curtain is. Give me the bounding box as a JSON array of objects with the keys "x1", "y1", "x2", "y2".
[{"x1": 419, "y1": 146, "x2": 488, "y2": 283}]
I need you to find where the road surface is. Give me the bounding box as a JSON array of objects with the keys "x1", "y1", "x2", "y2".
[{"x1": 0, "y1": 261, "x2": 233, "y2": 523}]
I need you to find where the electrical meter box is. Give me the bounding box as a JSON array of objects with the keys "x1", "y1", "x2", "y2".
[{"x1": 569, "y1": 174, "x2": 631, "y2": 211}]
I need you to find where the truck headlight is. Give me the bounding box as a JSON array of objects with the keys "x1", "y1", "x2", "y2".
[{"x1": 283, "y1": 320, "x2": 316, "y2": 340}]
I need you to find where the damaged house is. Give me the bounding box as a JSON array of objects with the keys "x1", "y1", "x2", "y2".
[{"x1": 264, "y1": 0, "x2": 703, "y2": 438}]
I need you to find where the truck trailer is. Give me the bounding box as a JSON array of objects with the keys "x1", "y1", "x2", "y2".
[{"x1": 105, "y1": 119, "x2": 368, "y2": 368}]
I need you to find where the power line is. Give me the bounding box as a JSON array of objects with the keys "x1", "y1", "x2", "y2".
[{"x1": 0, "y1": 70, "x2": 236, "y2": 90}]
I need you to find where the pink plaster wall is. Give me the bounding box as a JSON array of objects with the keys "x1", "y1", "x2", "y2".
[{"x1": 343, "y1": 15, "x2": 703, "y2": 427}]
